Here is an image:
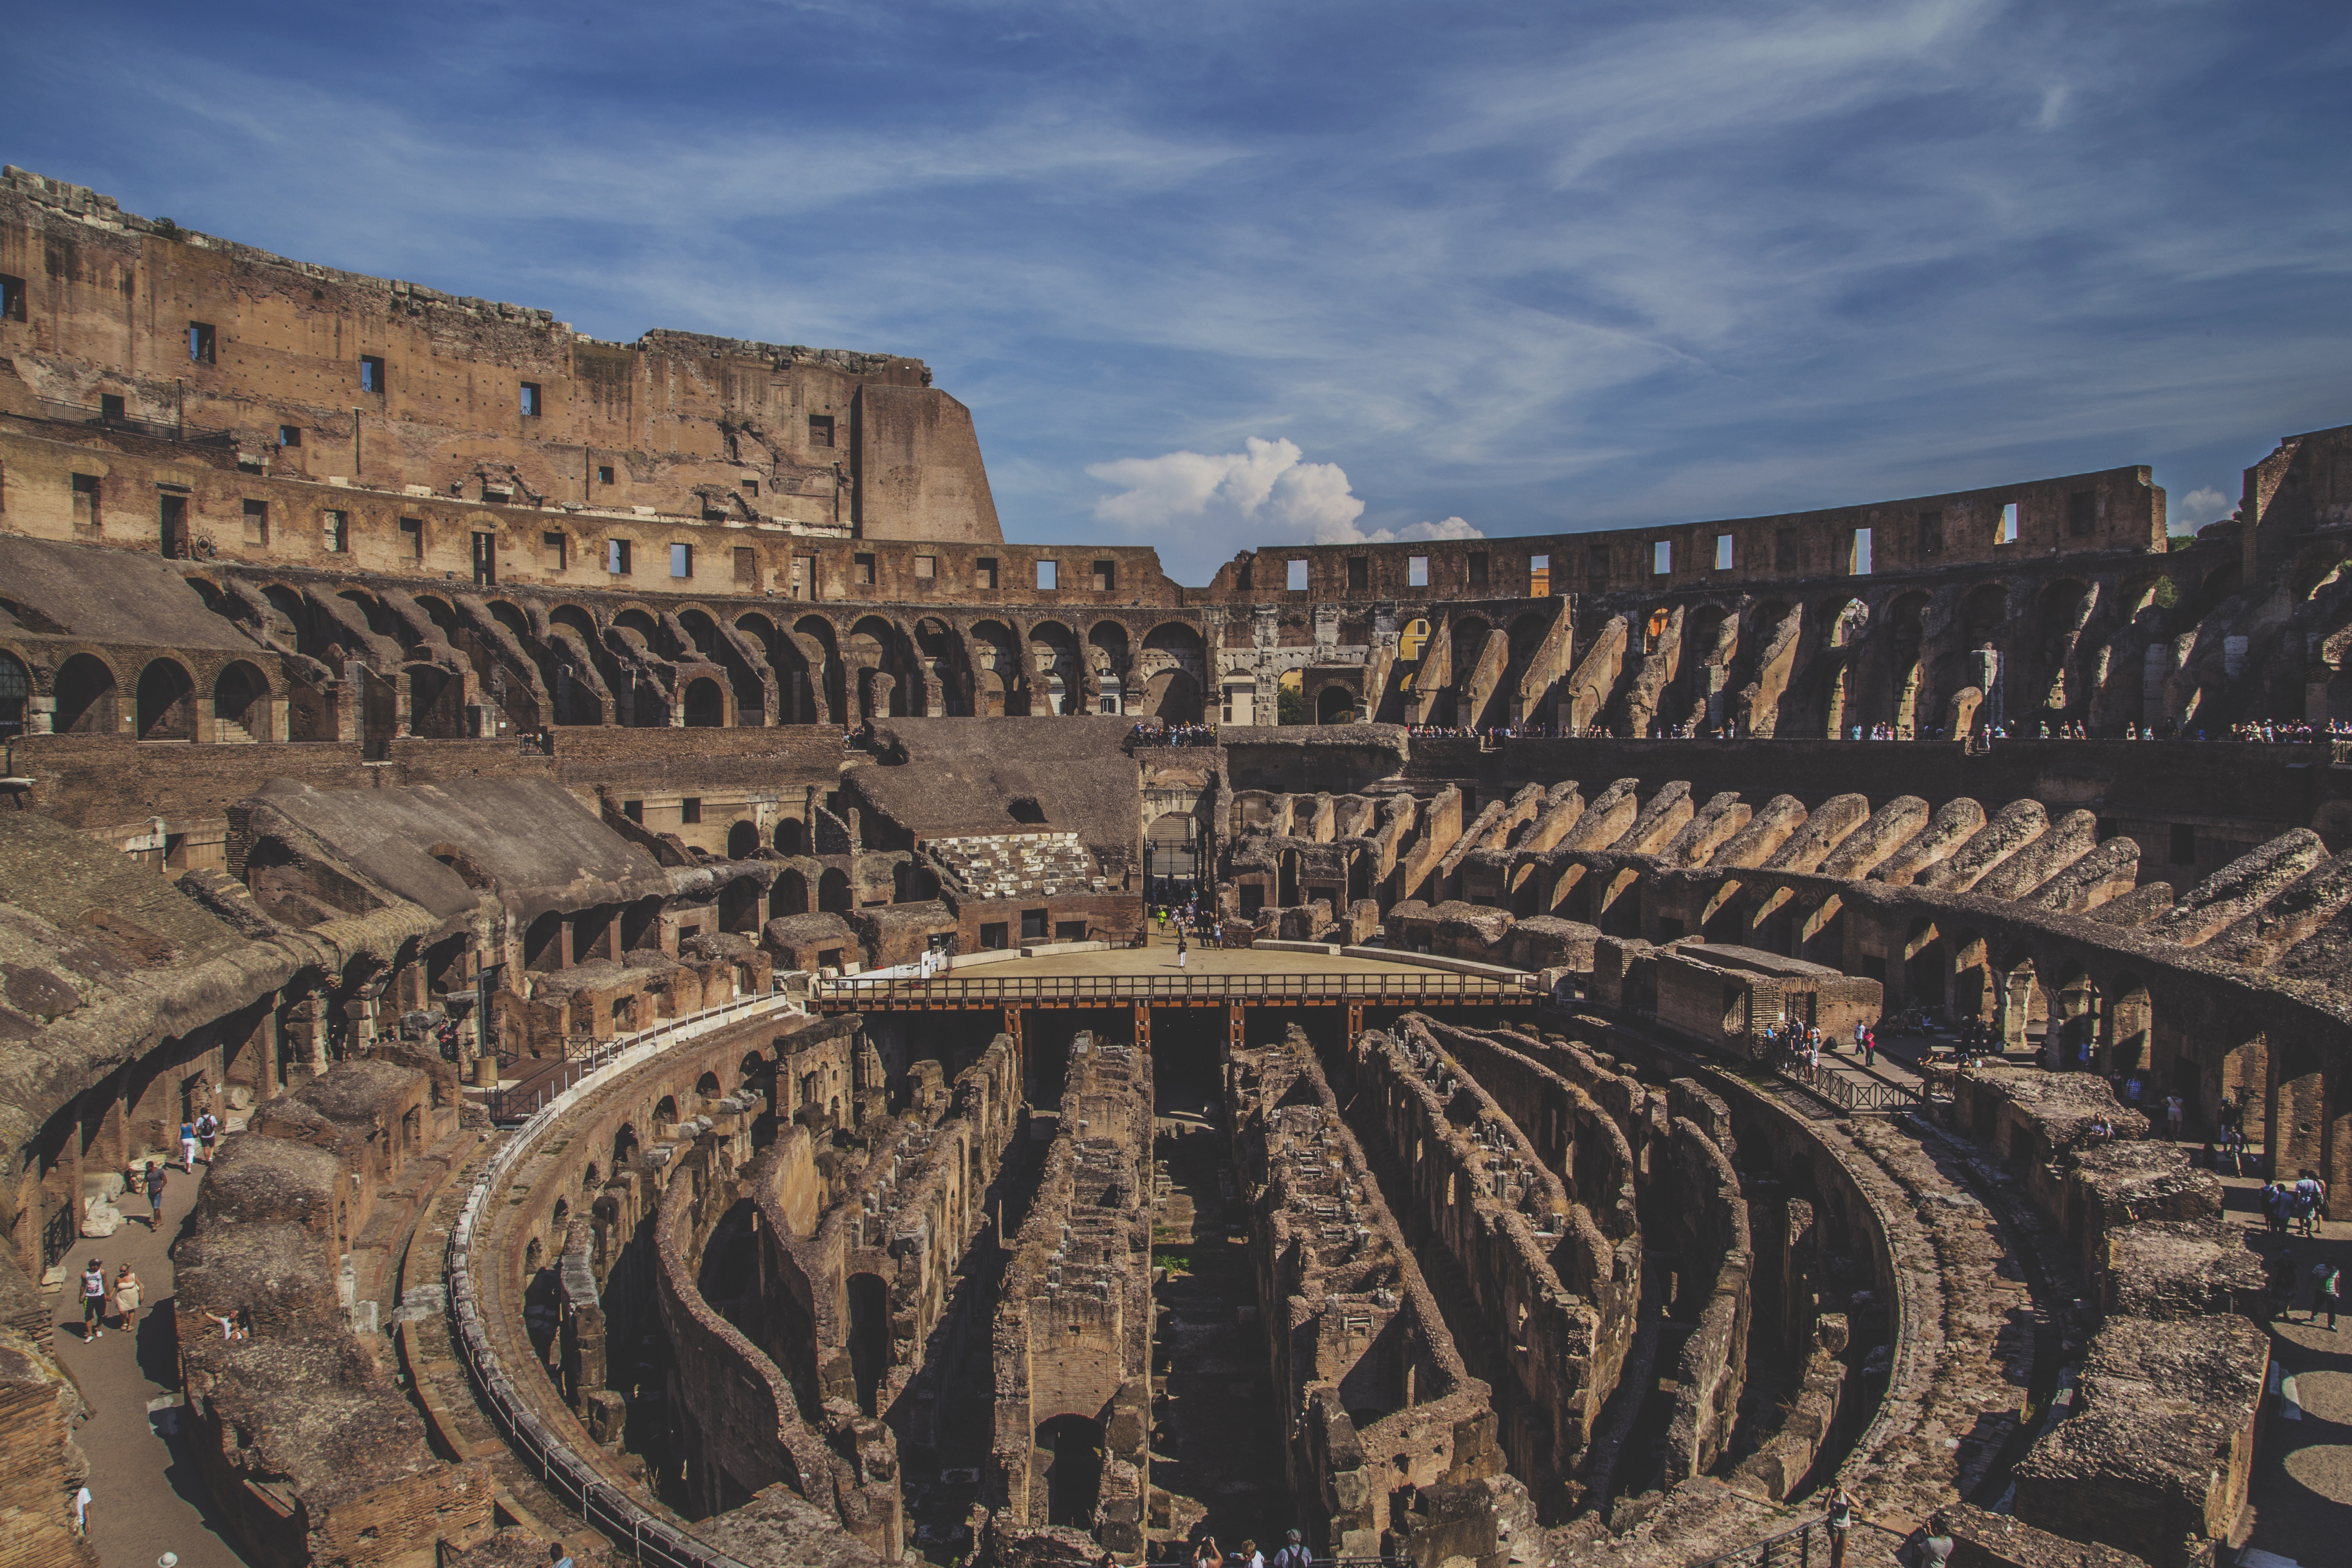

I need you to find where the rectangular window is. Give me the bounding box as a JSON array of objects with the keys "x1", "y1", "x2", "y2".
[
  {"x1": 1054, "y1": 919, "x2": 1087, "y2": 944},
  {"x1": 1287, "y1": 559, "x2": 1309, "y2": 591},
  {"x1": 1408, "y1": 555, "x2": 1429, "y2": 588},
  {"x1": 740, "y1": 478, "x2": 759, "y2": 497},
  {"x1": 1918, "y1": 509, "x2": 1943, "y2": 557},
  {"x1": 733, "y1": 545, "x2": 756, "y2": 584},
  {"x1": 914, "y1": 554, "x2": 936, "y2": 580},
  {"x1": 1468, "y1": 552, "x2": 1490, "y2": 589},
  {"x1": 242, "y1": 498, "x2": 268, "y2": 546},
  {"x1": 1021, "y1": 908, "x2": 1049, "y2": 942},
  {"x1": 0, "y1": 273, "x2": 24, "y2": 321},
  {"x1": 519, "y1": 382, "x2": 542, "y2": 418},
  {"x1": 807, "y1": 413, "x2": 835, "y2": 448},
  {"x1": 1998, "y1": 501, "x2": 2020, "y2": 544},
  {"x1": 278, "y1": 424, "x2": 301, "y2": 447},
  {"x1": 1849, "y1": 526, "x2": 1872, "y2": 575},
  {"x1": 543, "y1": 530, "x2": 567, "y2": 570},
  {"x1": 360, "y1": 355, "x2": 385, "y2": 393},
  {"x1": 623, "y1": 799, "x2": 643, "y2": 823},
  {"x1": 1347, "y1": 555, "x2": 1369, "y2": 591},
  {"x1": 597, "y1": 464, "x2": 615, "y2": 485},
  {"x1": 1037, "y1": 559, "x2": 1057, "y2": 590},
  {"x1": 681, "y1": 797, "x2": 702, "y2": 825},
  {"x1": 1775, "y1": 529, "x2": 1799, "y2": 571},
  {"x1": 607, "y1": 537, "x2": 632, "y2": 575},
  {"x1": 1092, "y1": 559, "x2": 1115, "y2": 591},
  {"x1": 323, "y1": 510, "x2": 349, "y2": 552},
  {"x1": 1714, "y1": 534, "x2": 1734, "y2": 570},
  {"x1": 188, "y1": 321, "x2": 216, "y2": 364},
  {"x1": 2170, "y1": 824, "x2": 2197, "y2": 865},
  {"x1": 1652, "y1": 540, "x2": 1672, "y2": 574},
  {"x1": 976, "y1": 557, "x2": 998, "y2": 590},
  {"x1": 2067, "y1": 490, "x2": 2096, "y2": 537},
  {"x1": 980, "y1": 921, "x2": 1010, "y2": 951},
  {"x1": 472, "y1": 530, "x2": 497, "y2": 586},
  {"x1": 1528, "y1": 553, "x2": 1549, "y2": 596},
  {"x1": 854, "y1": 552, "x2": 877, "y2": 586},
  {"x1": 99, "y1": 393, "x2": 125, "y2": 423},
  {"x1": 795, "y1": 555, "x2": 818, "y2": 598},
  {"x1": 669, "y1": 542, "x2": 693, "y2": 579},
  {"x1": 400, "y1": 515, "x2": 424, "y2": 558},
  {"x1": 71, "y1": 473, "x2": 101, "y2": 532}
]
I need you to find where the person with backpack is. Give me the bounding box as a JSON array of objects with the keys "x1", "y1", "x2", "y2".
[
  {"x1": 2296, "y1": 1170, "x2": 2325, "y2": 1238},
  {"x1": 1270, "y1": 1530, "x2": 1311, "y2": 1568},
  {"x1": 1823, "y1": 1485, "x2": 1858, "y2": 1568},
  {"x1": 141, "y1": 1160, "x2": 168, "y2": 1230},
  {"x1": 2310, "y1": 1258, "x2": 2341, "y2": 1330},
  {"x1": 196, "y1": 1107, "x2": 220, "y2": 1163}
]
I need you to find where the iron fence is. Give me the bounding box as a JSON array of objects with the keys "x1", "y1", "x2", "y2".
[
  {"x1": 34, "y1": 397, "x2": 234, "y2": 446},
  {"x1": 480, "y1": 991, "x2": 790, "y2": 1122},
  {"x1": 815, "y1": 968, "x2": 1536, "y2": 1006}
]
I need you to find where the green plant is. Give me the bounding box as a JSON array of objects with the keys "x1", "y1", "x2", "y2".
[{"x1": 1277, "y1": 686, "x2": 1309, "y2": 725}]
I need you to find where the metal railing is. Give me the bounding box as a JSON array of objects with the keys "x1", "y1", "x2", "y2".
[
  {"x1": 480, "y1": 990, "x2": 791, "y2": 1123},
  {"x1": 1686, "y1": 1519, "x2": 1908, "y2": 1568},
  {"x1": 447, "y1": 993, "x2": 809, "y2": 1568},
  {"x1": 34, "y1": 397, "x2": 235, "y2": 446},
  {"x1": 1765, "y1": 1053, "x2": 1921, "y2": 1115},
  {"x1": 815, "y1": 969, "x2": 1536, "y2": 1006}
]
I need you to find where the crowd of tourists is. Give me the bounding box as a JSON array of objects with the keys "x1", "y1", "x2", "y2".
[{"x1": 1132, "y1": 721, "x2": 1219, "y2": 747}]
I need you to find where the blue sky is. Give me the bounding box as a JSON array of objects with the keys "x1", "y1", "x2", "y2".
[{"x1": 7, "y1": 0, "x2": 2348, "y2": 583}]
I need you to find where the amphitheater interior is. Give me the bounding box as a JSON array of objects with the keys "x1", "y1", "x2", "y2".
[{"x1": 0, "y1": 164, "x2": 2347, "y2": 1568}]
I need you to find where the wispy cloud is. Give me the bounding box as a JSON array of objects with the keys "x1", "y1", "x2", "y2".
[{"x1": 3, "y1": 0, "x2": 2345, "y2": 583}]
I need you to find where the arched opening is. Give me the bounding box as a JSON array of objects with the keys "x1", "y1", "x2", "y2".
[
  {"x1": 1037, "y1": 1414, "x2": 1105, "y2": 1528},
  {"x1": 0, "y1": 650, "x2": 27, "y2": 738},
  {"x1": 1903, "y1": 917, "x2": 1947, "y2": 1011},
  {"x1": 1008, "y1": 797, "x2": 1047, "y2": 826},
  {"x1": 696, "y1": 1071, "x2": 723, "y2": 1101},
  {"x1": 795, "y1": 616, "x2": 845, "y2": 723},
  {"x1": 52, "y1": 654, "x2": 118, "y2": 735},
  {"x1": 970, "y1": 621, "x2": 1018, "y2": 717},
  {"x1": 727, "y1": 820, "x2": 760, "y2": 860},
  {"x1": 213, "y1": 659, "x2": 269, "y2": 743},
  {"x1": 653, "y1": 1094, "x2": 679, "y2": 1127},
  {"x1": 1140, "y1": 623, "x2": 1206, "y2": 722},
  {"x1": 613, "y1": 1124, "x2": 640, "y2": 1169},
  {"x1": 773, "y1": 869, "x2": 809, "y2": 917},
  {"x1": 1317, "y1": 685, "x2": 1356, "y2": 724},
  {"x1": 818, "y1": 868, "x2": 852, "y2": 914},
  {"x1": 1144, "y1": 667, "x2": 1201, "y2": 722},
  {"x1": 774, "y1": 818, "x2": 806, "y2": 856},
  {"x1": 682, "y1": 677, "x2": 725, "y2": 728},
  {"x1": 408, "y1": 664, "x2": 465, "y2": 739},
  {"x1": 719, "y1": 877, "x2": 761, "y2": 934},
  {"x1": 524, "y1": 912, "x2": 565, "y2": 973},
  {"x1": 847, "y1": 1272, "x2": 890, "y2": 1417},
  {"x1": 135, "y1": 658, "x2": 197, "y2": 741}
]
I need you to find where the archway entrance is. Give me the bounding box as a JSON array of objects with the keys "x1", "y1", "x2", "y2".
[
  {"x1": 135, "y1": 659, "x2": 196, "y2": 740},
  {"x1": 1038, "y1": 1414, "x2": 1105, "y2": 1527},
  {"x1": 683, "y1": 677, "x2": 725, "y2": 727},
  {"x1": 1316, "y1": 685, "x2": 1356, "y2": 724}
]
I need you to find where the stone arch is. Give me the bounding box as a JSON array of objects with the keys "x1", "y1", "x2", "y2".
[
  {"x1": 913, "y1": 616, "x2": 963, "y2": 717},
  {"x1": 613, "y1": 606, "x2": 661, "y2": 646},
  {"x1": 772, "y1": 867, "x2": 809, "y2": 917},
  {"x1": 525, "y1": 912, "x2": 566, "y2": 973},
  {"x1": 774, "y1": 818, "x2": 806, "y2": 857},
  {"x1": 50, "y1": 652, "x2": 118, "y2": 734},
  {"x1": 794, "y1": 615, "x2": 846, "y2": 722},
  {"x1": 969, "y1": 619, "x2": 1020, "y2": 717},
  {"x1": 847, "y1": 615, "x2": 905, "y2": 721},
  {"x1": 0, "y1": 648, "x2": 24, "y2": 738},
  {"x1": 1087, "y1": 621, "x2": 1130, "y2": 714},
  {"x1": 212, "y1": 659, "x2": 270, "y2": 742},
  {"x1": 134, "y1": 657, "x2": 196, "y2": 740},
  {"x1": 818, "y1": 867, "x2": 852, "y2": 914},
  {"x1": 1028, "y1": 620, "x2": 1081, "y2": 716},
  {"x1": 1316, "y1": 684, "x2": 1356, "y2": 724},
  {"x1": 677, "y1": 607, "x2": 721, "y2": 658},
  {"x1": 682, "y1": 676, "x2": 726, "y2": 728},
  {"x1": 1037, "y1": 1413, "x2": 1106, "y2": 1527},
  {"x1": 726, "y1": 820, "x2": 760, "y2": 860},
  {"x1": 408, "y1": 663, "x2": 466, "y2": 739}
]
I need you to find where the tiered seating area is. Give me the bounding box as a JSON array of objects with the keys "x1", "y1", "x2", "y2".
[{"x1": 923, "y1": 831, "x2": 1103, "y2": 898}]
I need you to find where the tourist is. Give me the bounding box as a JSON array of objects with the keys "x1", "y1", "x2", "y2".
[
  {"x1": 142, "y1": 1160, "x2": 167, "y2": 1229},
  {"x1": 2312, "y1": 1258, "x2": 2341, "y2": 1330},
  {"x1": 72, "y1": 1485, "x2": 89, "y2": 1538},
  {"x1": 2295, "y1": 1169, "x2": 2326, "y2": 1237},
  {"x1": 113, "y1": 1264, "x2": 142, "y2": 1333},
  {"x1": 1177, "y1": 930, "x2": 1188, "y2": 971},
  {"x1": 1823, "y1": 1485, "x2": 1857, "y2": 1568},
  {"x1": 551, "y1": 1543, "x2": 574, "y2": 1568},
  {"x1": 1234, "y1": 1539, "x2": 1263, "y2": 1568},
  {"x1": 1916, "y1": 1513, "x2": 1955, "y2": 1568},
  {"x1": 1861, "y1": 1028, "x2": 1876, "y2": 1071},
  {"x1": 2164, "y1": 1093, "x2": 2184, "y2": 1141},
  {"x1": 1272, "y1": 1530, "x2": 1311, "y2": 1568},
  {"x1": 206, "y1": 1308, "x2": 251, "y2": 1341},
  {"x1": 179, "y1": 1118, "x2": 198, "y2": 1173},
  {"x1": 2263, "y1": 1181, "x2": 2293, "y2": 1237},
  {"x1": 2271, "y1": 1249, "x2": 2300, "y2": 1317},
  {"x1": 196, "y1": 1106, "x2": 220, "y2": 1163},
  {"x1": 1192, "y1": 1536, "x2": 1220, "y2": 1568},
  {"x1": 2217, "y1": 1121, "x2": 2245, "y2": 1176},
  {"x1": 80, "y1": 1258, "x2": 107, "y2": 1340}
]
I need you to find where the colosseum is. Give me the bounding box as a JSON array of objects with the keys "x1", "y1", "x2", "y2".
[{"x1": 0, "y1": 163, "x2": 2345, "y2": 1568}]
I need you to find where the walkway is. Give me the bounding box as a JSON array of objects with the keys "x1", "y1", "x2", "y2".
[
  {"x1": 49, "y1": 1159, "x2": 246, "y2": 1568},
  {"x1": 2224, "y1": 1174, "x2": 2352, "y2": 1568},
  {"x1": 819, "y1": 943, "x2": 1534, "y2": 1012}
]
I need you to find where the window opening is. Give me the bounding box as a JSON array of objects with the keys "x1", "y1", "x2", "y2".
[
  {"x1": 99, "y1": 394, "x2": 126, "y2": 423},
  {"x1": 914, "y1": 554, "x2": 936, "y2": 580},
  {"x1": 1652, "y1": 540, "x2": 1672, "y2": 574},
  {"x1": 795, "y1": 555, "x2": 818, "y2": 598},
  {"x1": 400, "y1": 516, "x2": 423, "y2": 557},
  {"x1": 732, "y1": 546, "x2": 756, "y2": 584},
  {"x1": 1347, "y1": 555, "x2": 1368, "y2": 591},
  {"x1": 855, "y1": 552, "x2": 876, "y2": 586},
  {"x1": 1037, "y1": 559, "x2": 1057, "y2": 590},
  {"x1": 1468, "y1": 552, "x2": 1490, "y2": 589},
  {"x1": 1715, "y1": 534, "x2": 1734, "y2": 570},
  {"x1": 323, "y1": 510, "x2": 349, "y2": 553},
  {"x1": 1092, "y1": 559, "x2": 1115, "y2": 591},
  {"x1": 360, "y1": 355, "x2": 385, "y2": 393},
  {"x1": 543, "y1": 531, "x2": 566, "y2": 570},
  {"x1": 72, "y1": 473, "x2": 101, "y2": 533},
  {"x1": 0, "y1": 274, "x2": 24, "y2": 321},
  {"x1": 808, "y1": 414, "x2": 835, "y2": 448},
  {"x1": 740, "y1": 478, "x2": 758, "y2": 497},
  {"x1": 608, "y1": 538, "x2": 632, "y2": 575},
  {"x1": 278, "y1": 424, "x2": 301, "y2": 447},
  {"x1": 1528, "y1": 553, "x2": 1549, "y2": 596},
  {"x1": 1849, "y1": 526, "x2": 1872, "y2": 575},
  {"x1": 1288, "y1": 559, "x2": 1309, "y2": 591},
  {"x1": 473, "y1": 531, "x2": 497, "y2": 586},
  {"x1": 188, "y1": 322, "x2": 216, "y2": 364},
  {"x1": 1998, "y1": 502, "x2": 2020, "y2": 544},
  {"x1": 597, "y1": 464, "x2": 615, "y2": 485},
  {"x1": 681, "y1": 798, "x2": 702, "y2": 825},
  {"x1": 242, "y1": 498, "x2": 268, "y2": 546},
  {"x1": 519, "y1": 382, "x2": 542, "y2": 418},
  {"x1": 1408, "y1": 555, "x2": 1429, "y2": 588},
  {"x1": 669, "y1": 542, "x2": 693, "y2": 579},
  {"x1": 976, "y1": 557, "x2": 998, "y2": 590}
]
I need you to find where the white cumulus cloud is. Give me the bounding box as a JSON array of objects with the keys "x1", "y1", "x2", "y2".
[
  {"x1": 1087, "y1": 437, "x2": 1483, "y2": 552},
  {"x1": 2174, "y1": 486, "x2": 2235, "y2": 529}
]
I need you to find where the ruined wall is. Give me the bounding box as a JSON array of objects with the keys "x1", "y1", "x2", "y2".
[
  {"x1": 987, "y1": 1031, "x2": 1154, "y2": 1561},
  {"x1": 1228, "y1": 1023, "x2": 1528, "y2": 1566}
]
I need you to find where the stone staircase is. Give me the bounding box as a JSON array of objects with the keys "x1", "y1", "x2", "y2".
[{"x1": 923, "y1": 832, "x2": 1102, "y2": 899}]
